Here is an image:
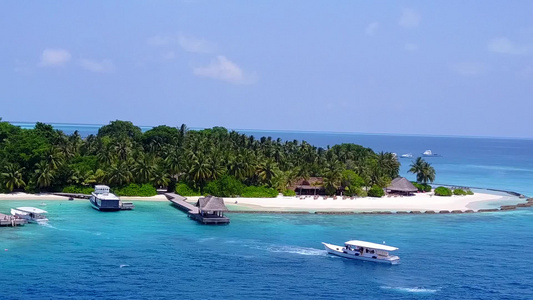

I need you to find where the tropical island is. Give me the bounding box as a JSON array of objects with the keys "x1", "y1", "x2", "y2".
[{"x1": 0, "y1": 119, "x2": 523, "y2": 212}]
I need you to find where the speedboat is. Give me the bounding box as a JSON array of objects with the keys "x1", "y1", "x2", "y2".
[
  {"x1": 422, "y1": 150, "x2": 440, "y2": 157},
  {"x1": 400, "y1": 153, "x2": 413, "y2": 158},
  {"x1": 322, "y1": 240, "x2": 400, "y2": 264},
  {"x1": 11, "y1": 207, "x2": 48, "y2": 224}
]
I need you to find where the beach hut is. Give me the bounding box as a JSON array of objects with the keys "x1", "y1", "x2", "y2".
[
  {"x1": 291, "y1": 177, "x2": 325, "y2": 195},
  {"x1": 386, "y1": 177, "x2": 418, "y2": 195},
  {"x1": 196, "y1": 195, "x2": 229, "y2": 218}
]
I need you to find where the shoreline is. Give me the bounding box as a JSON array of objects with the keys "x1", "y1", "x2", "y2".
[{"x1": 0, "y1": 189, "x2": 530, "y2": 214}]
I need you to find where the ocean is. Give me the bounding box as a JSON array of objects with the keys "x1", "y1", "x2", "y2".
[{"x1": 1, "y1": 123, "x2": 533, "y2": 299}]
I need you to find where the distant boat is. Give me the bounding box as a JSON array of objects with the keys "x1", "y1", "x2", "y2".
[
  {"x1": 400, "y1": 153, "x2": 413, "y2": 158},
  {"x1": 322, "y1": 240, "x2": 400, "y2": 264},
  {"x1": 11, "y1": 207, "x2": 48, "y2": 224},
  {"x1": 422, "y1": 150, "x2": 440, "y2": 157}
]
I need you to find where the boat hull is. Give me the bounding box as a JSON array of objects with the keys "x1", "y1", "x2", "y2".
[
  {"x1": 322, "y1": 243, "x2": 399, "y2": 265},
  {"x1": 90, "y1": 199, "x2": 121, "y2": 212}
]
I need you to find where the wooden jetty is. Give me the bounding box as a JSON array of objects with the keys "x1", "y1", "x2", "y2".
[
  {"x1": 0, "y1": 213, "x2": 27, "y2": 227},
  {"x1": 54, "y1": 192, "x2": 91, "y2": 199},
  {"x1": 165, "y1": 193, "x2": 230, "y2": 224}
]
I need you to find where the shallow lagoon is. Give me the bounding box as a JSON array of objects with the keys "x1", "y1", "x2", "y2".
[{"x1": 1, "y1": 200, "x2": 532, "y2": 299}]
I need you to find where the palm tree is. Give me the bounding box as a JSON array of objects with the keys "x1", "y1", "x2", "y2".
[
  {"x1": 187, "y1": 153, "x2": 212, "y2": 190},
  {"x1": 44, "y1": 147, "x2": 64, "y2": 170},
  {"x1": 256, "y1": 159, "x2": 279, "y2": 186},
  {"x1": 133, "y1": 154, "x2": 156, "y2": 183},
  {"x1": 35, "y1": 161, "x2": 55, "y2": 190},
  {"x1": 107, "y1": 162, "x2": 133, "y2": 186},
  {"x1": 1, "y1": 163, "x2": 26, "y2": 192},
  {"x1": 409, "y1": 157, "x2": 436, "y2": 184}
]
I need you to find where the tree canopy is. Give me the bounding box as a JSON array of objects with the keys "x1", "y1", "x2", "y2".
[{"x1": 0, "y1": 119, "x2": 402, "y2": 196}]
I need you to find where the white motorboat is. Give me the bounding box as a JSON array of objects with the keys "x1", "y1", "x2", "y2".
[
  {"x1": 422, "y1": 150, "x2": 440, "y2": 157},
  {"x1": 11, "y1": 207, "x2": 48, "y2": 224},
  {"x1": 322, "y1": 240, "x2": 400, "y2": 264},
  {"x1": 400, "y1": 153, "x2": 413, "y2": 158}
]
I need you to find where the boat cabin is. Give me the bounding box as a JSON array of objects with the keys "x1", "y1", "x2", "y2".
[
  {"x1": 343, "y1": 240, "x2": 398, "y2": 259},
  {"x1": 90, "y1": 185, "x2": 121, "y2": 211}
]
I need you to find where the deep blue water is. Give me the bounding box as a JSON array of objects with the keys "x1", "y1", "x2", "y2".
[{"x1": 2, "y1": 122, "x2": 533, "y2": 299}]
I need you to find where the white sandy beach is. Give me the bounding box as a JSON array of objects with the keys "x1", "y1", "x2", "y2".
[
  {"x1": 0, "y1": 191, "x2": 518, "y2": 212},
  {"x1": 220, "y1": 192, "x2": 508, "y2": 212}
]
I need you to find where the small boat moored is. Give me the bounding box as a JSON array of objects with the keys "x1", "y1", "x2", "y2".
[
  {"x1": 11, "y1": 207, "x2": 48, "y2": 224},
  {"x1": 90, "y1": 185, "x2": 122, "y2": 211},
  {"x1": 400, "y1": 153, "x2": 413, "y2": 158},
  {"x1": 322, "y1": 240, "x2": 400, "y2": 264}
]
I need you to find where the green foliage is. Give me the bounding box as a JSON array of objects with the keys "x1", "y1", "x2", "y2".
[
  {"x1": 282, "y1": 189, "x2": 296, "y2": 196},
  {"x1": 412, "y1": 182, "x2": 432, "y2": 192},
  {"x1": 368, "y1": 185, "x2": 385, "y2": 197},
  {"x1": 113, "y1": 183, "x2": 157, "y2": 197},
  {"x1": 241, "y1": 186, "x2": 278, "y2": 198},
  {"x1": 176, "y1": 183, "x2": 202, "y2": 196},
  {"x1": 409, "y1": 157, "x2": 436, "y2": 184},
  {"x1": 63, "y1": 185, "x2": 95, "y2": 195},
  {"x1": 434, "y1": 186, "x2": 452, "y2": 196},
  {"x1": 453, "y1": 189, "x2": 467, "y2": 195},
  {"x1": 357, "y1": 189, "x2": 367, "y2": 197},
  {"x1": 0, "y1": 119, "x2": 404, "y2": 199},
  {"x1": 204, "y1": 175, "x2": 244, "y2": 197},
  {"x1": 466, "y1": 190, "x2": 474, "y2": 195}
]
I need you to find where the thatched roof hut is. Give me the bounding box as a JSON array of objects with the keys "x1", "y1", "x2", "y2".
[
  {"x1": 387, "y1": 177, "x2": 418, "y2": 194},
  {"x1": 196, "y1": 195, "x2": 229, "y2": 212},
  {"x1": 290, "y1": 177, "x2": 325, "y2": 195}
]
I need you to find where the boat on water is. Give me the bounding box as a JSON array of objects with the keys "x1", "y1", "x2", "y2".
[
  {"x1": 11, "y1": 207, "x2": 48, "y2": 223},
  {"x1": 422, "y1": 150, "x2": 440, "y2": 157},
  {"x1": 400, "y1": 153, "x2": 413, "y2": 158},
  {"x1": 322, "y1": 240, "x2": 400, "y2": 264},
  {"x1": 89, "y1": 185, "x2": 122, "y2": 211}
]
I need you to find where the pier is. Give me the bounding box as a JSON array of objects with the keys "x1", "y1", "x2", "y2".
[
  {"x1": 0, "y1": 213, "x2": 27, "y2": 227},
  {"x1": 165, "y1": 193, "x2": 230, "y2": 224}
]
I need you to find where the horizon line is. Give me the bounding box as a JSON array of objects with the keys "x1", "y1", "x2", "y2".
[{"x1": 5, "y1": 120, "x2": 533, "y2": 141}]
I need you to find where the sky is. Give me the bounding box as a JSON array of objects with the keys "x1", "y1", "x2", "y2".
[{"x1": 1, "y1": 1, "x2": 533, "y2": 138}]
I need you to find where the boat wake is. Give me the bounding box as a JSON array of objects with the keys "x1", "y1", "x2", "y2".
[
  {"x1": 40, "y1": 223, "x2": 56, "y2": 229},
  {"x1": 265, "y1": 245, "x2": 326, "y2": 256},
  {"x1": 119, "y1": 264, "x2": 130, "y2": 268},
  {"x1": 381, "y1": 286, "x2": 439, "y2": 294}
]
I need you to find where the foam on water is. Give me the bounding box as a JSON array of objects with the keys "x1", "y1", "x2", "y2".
[
  {"x1": 264, "y1": 245, "x2": 326, "y2": 256},
  {"x1": 381, "y1": 286, "x2": 439, "y2": 294}
]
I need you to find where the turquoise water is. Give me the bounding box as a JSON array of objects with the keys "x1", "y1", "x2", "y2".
[
  {"x1": 2, "y1": 123, "x2": 533, "y2": 299},
  {"x1": 1, "y1": 200, "x2": 532, "y2": 299}
]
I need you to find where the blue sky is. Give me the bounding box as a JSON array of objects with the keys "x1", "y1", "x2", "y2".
[{"x1": 1, "y1": 1, "x2": 532, "y2": 138}]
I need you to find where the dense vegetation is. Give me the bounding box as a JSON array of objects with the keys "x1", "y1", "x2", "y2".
[
  {"x1": 412, "y1": 182, "x2": 432, "y2": 192},
  {"x1": 434, "y1": 186, "x2": 452, "y2": 196},
  {"x1": 0, "y1": 119, "x2": 401, "y2": 197}
]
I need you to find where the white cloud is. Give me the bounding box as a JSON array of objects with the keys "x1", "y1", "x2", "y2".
[
  {"x1": 451, "y1": 62, "x2": 487, "y2": 76},
  {"x1": 399, "y1": 8, "x2": 421, "y2": 28},
  {"x1": 79, "y1": 58, "x2": 115, "y2": 73},
  {"x1": 147, "y1": 35, "x2": 175, "y2": 47},
  {"x1": 488, "y1": 37, "x2": 528, "y2": 55},
  {"x1": 193, "y1": 56, "x2": 255, "y2": 84},
  {"x1": 39, "y1": 48, "x2": 71, "y2": 67},
  {"x1": 178, "y1": 34, "x2": 214, "y2": 53},
  {"x1": 365, "y1": 22, "x2": 379, "y2": 36},
  {"x1": 147, "y1": 33, "x2": 215, "y2": 54},
  {"x1": 404, "y1": 43, "x2": 419, "y2": 51}
]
